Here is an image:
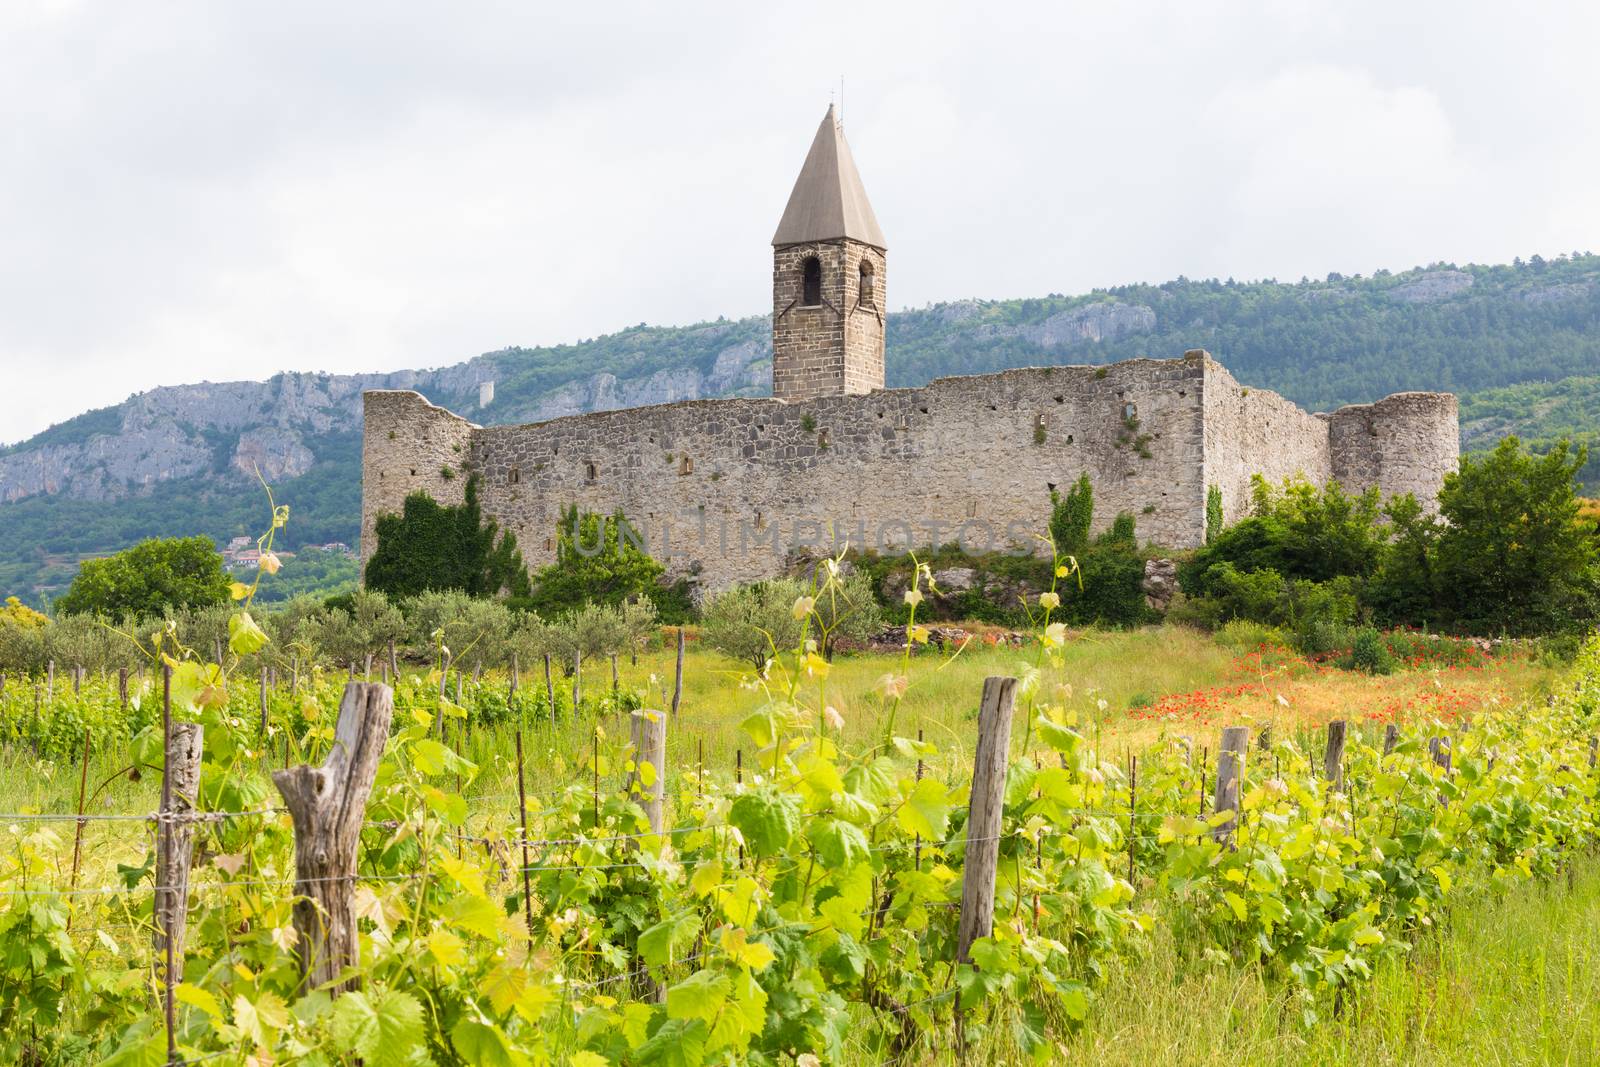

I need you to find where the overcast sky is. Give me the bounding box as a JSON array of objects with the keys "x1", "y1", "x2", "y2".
[{"x1": 4, "y1": 1, "x2": 1599, "y2": 444}]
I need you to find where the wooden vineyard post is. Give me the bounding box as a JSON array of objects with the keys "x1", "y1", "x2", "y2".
[
  {"x1": 625, "y1": 711, "x2": 668, "y2": 1003},
  {"x1": 1589, "y1": 735, "x2": 1598, "y2": 770},
  {"x1": 154, "y1": 666, "x2": 203, "y2": 1059},
  {"x1": 1127, "y1": 754, "x2": 1138, "y2": 885},
  {"x1": 543, "y1": 653, "x2": 556, "y2": 725},
  {"x1": 671, "y1": 628, "x2": 685, "y2": 718},
  {"x1": 259, "y1": 665, "x2": 270, "y2": 736},
  {"x1": 509, "y1": 653, "x2": 520, "y2": 702},
  {"x1": 1383, "y1": 723, "x2": 1400, "y2": 756},
  {"x1": 514, "y1": 730, "x2": 534, "y2": 945},
  {"x1": 67, "y1": 728, "x2": 91, "y2": 931},
  {"x1": 573, "y1": 652, "x2": 582, "y2": 715},
  {"x1": 389, "y1": 638, "x2": 400, "y2": 680},
  {"x1": 73, "y1": 664, "x2": 81, "y2": 696},
  {"x1": 118, "y1": 666, "x2": 128, "y2": 710},
  {"x1": 1323, "y1": 720, "x2": 1348, "y2": 793},
  {"x1": 610, "y1": 654, "x2": 620, "y2": 707},
  {"x1": 1211, "y1": 726, "x2": 1249, "y2": 844},
  {"x1": 47, "y1": 659, "x2": 54, "y2": 702},
  {"x1": 625, "y1": 710, "x2": 668, "y2": 843},
  {"x1": 272, "y1": 682, "x2": 395, "y2": 995},
  {"x1": 957, "y1": 675, "x2": 1018, "y2": 965},
  {"x1": 1429, "y1": 736, "x2": 1452, "y2": 773}
]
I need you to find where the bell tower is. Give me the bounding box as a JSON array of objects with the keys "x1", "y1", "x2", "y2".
[{"x1": 771, "y1": 105, "x2": 887, "y2": 402}]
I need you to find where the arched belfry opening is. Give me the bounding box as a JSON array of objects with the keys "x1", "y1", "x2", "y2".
[
  {"x1": 771, "y1": 104, "x2": 886, "y2": 402},
  {"x1": 801, "y1": 256, "x2": 822, "y2": 306}
]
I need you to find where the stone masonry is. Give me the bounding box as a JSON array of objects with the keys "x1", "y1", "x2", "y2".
[{"x1": 360, "y1": 351, "x2": 1459, "y2": 593}]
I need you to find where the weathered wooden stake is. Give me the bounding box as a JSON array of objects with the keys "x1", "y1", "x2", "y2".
[
  {"x1": 388, "y1": 638, "x2": 399, "y2": 681},
  {"x1": 509, "y1": 653, "x2": 520, "y2": 701},
  {"x1": 957, "y1": 675, "x2": 1018, "y2": 965},
  {"x1": 1127, "y1": 753, "x2": 1138, "y2": 885},
  {"x1": 259, "y1": 665, "x2": 269, "y2": 735},
  {"x1": 47, "y1": 659, "x2": 54, "y2": 701},
  {"x1": 364, "y1": 652, "x2": 374, "y2": 681},
  {"x1": 272, "y1": 683, "x2": 395, "y2": 995},
  {"x1": 515, "y1": 730, "x2": 534, "y2": 943},
  {"x1": 1383, "y1": 723, "x2": 1400, "y2": 756},
  {"x1": 1323, "y1": 720, "x2": 1348, "y2": 793},
  {"x1": 155, "y1": 666, "x2": 203, "y2": 1058},
  {"x1": 118, "y1": 666, "x2": 128, "y2": 709},
  {"x1": 1429, "y1": 735, "x2": 1452, "y2": 773},
  {"x1": 1212, "y1": 726, "x2": 1249, "y2": 843},
  {"x1": 1589, "y1": 735, "x2": 1598, "y2": 770},
  {"x1": 73, "y1": 665, "x2": 82, "y2": 696},
  {"x1": 573, "y1": 652, "x2": 583, "y2": 714},
  {"x1": 610, "y1": 654, "x2": 620, "y2": 704},
  {"x1": 671, "y1": 628, "x2": 685, "y2": 718},
  {"x1": 67, "y1": 728, "x2": 91, "y2": 931},
  {"x1": 626, "y1": 710, "x2": 668, "y2": 842},
  {"x1": 543, "y1": 653, "x2": 555, "y2": 725},
  {"x1": 914, "y1": 727, "x2": 926, "y2": 872}
]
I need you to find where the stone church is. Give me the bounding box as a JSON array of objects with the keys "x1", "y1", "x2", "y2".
[{"x1": 361, "y1": 107, "x2": 1459, "y2": 592}]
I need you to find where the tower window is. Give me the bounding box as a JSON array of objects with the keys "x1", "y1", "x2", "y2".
[
  {"x1": 585, "y1": 462, "x2": 598, "y2": 482},
  {"x1": 858, "y1": 260, "x2": 875, "y2": 308},
  {"x1": 801, "y1": 256, "x2": 822, "y2": 306},
  {"x1": 508, "y1": 466, "x2": 520, "y2": 485},
  {"x1": 679, "y1": 455, "x2": 694, "y2": 476}
]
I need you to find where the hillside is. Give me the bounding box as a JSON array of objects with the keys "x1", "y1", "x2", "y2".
[{"x1": 3, "y1": 252, "x2": 1598, "y2": 604}]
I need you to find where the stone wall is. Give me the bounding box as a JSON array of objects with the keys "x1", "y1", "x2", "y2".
[
  {"x1": 1325, "y1": 392, "x2": 1459, "y2": 510},
  {"x1": 359, "y1": 352, "x2": 1459, "y2": 592},
  {"x1": 359, "y1": 390, "x2": 476, "y2": 568},
  {"x1": 1200, "y1": 355, "x2": 1333, "y2": 526}
]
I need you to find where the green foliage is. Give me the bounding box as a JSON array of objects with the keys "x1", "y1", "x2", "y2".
[
  {"x1": 1345, "y1": 627, "x2": 1397, "y2": 674},
  {"x1": 701, "y1": 579, "x2": 806, "y2": 668},
  {"x1": 55, "y1": 535, "x2": 230, "y2": 618},
  {"x1": 1049, "y1": 474, "x2": 1094, "y2": 557},
  {"x1": 1431, "y1": 437, "x2": 1598, "y2": 636},
  {"x1": 525, "y1": 505, "x2": 665, "y2": 616},
  {"x1": 251, "y1": 547, "x2": 359, "y2": 604},
  {"x1": 1205, "y1": 485, "x2": 1224, "y2": 544},
  {"x1": 365, "y1": 476, "x2": 530, "y2": 600}
]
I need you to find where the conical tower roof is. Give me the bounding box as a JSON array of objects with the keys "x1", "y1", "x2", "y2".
[{"x1": 772, "y1": 105, "x2": 886, "y2": 249}]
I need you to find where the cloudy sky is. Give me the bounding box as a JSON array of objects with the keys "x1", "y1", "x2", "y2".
[{"x1": 4, "y1": 1, "x2": 1599, "y2": 443}]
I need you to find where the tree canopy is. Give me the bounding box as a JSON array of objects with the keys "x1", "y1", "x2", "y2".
[{"x1": 55, "y1": 535, "x2": 231, "y2": 618}]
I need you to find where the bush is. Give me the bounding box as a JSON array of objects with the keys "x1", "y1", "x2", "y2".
[
  {"x1": 1049, "y1": 474, "x2": 1093, "y2": 557},
  {"x1": 56, "y1": 535, "x2": 231, "y2": 618},
  {"x1": 702, "y1": 579, "x2": 806, "y2": 669},
  {"x1": 1345, "y1": 627, "x2": 1397, "y2": 674},
  {"x1": 365, "y1": 477, "x2": 530, "y2": 600}
]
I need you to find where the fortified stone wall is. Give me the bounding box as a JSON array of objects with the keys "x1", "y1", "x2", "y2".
[
  {"x1": 1324, "y1": 392, "x2": 1459, "y2": 507},
  {"x1": 360, "y1": 390, "x2": 476, "y2": 566},
  {"x1": 360, "y1": 352, "x2": 1459, "y2": 594},
  {"x1": 1201, "y1": 357, "x2": 1333, "y2": 526}
]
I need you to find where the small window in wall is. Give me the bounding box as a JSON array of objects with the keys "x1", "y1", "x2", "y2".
[
  {"x1": 817, "y1": 428, "x2": 830, "y2": 448},
  {"x1": 801, "y1": 256, "x2": 822, "y2": 305},
  {"x1": 1123, "y1": 402, "x2": 1138, "y2": 420},
  {"x1": 679, "y1": 455, "x2": 694, "y2": 476},
  {"x1": 858, "y1": 260, "x2": 875, "y2": 308},
  {"x1": 585, "y1": 462, "x2": 598, "y2": 482},
  {"x1": 509, "y1": 467, "x2": 520, "y2": 485}
]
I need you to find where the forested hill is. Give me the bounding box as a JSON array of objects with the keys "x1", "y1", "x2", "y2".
[{"x1": 2, "y1": 252, "x2": 1598, "y2": 604}]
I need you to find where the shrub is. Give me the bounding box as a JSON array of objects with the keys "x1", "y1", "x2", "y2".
[
  {"x1": 1048, "y1": 474, "x2": 1093, "y2": 557},
  {"x1": 525, "y1": 505, "x2": 666, "y2": 616},
  {"x1": 365, "y1": 477, "x2": 530, "y2": 599},
  {"x1": 1346, "y1": 627, "x2": 1397, "y2": 674},
  {"x1": 702, "y1": 579, "x2": 806, "y2": 669}
]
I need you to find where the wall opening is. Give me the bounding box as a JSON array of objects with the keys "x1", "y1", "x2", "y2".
[
  {"x1": 858, "y1": 260, "x2": 875, "y2": 308},
  {"x1": 508, "y1": 467, "x2": 520, "y2": 485},
  {"x1": 679, "y1": 455, "x2": 694, "y2": 476},
  {"x1": 585, "y1": 462, "x2": 598, "y2": 482},
  {"x1": 801, "y1": 256, "x2": 822, "y2": 305}
]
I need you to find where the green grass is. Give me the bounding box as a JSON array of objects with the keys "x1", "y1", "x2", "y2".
[{"x1": 1064, "y1": 864, "x2": 1600, "y2": 1066}]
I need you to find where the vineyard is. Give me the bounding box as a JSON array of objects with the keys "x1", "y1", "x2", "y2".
[{"x1": 0, "y1": 564, "x2": 1597, "y2": 1065}]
